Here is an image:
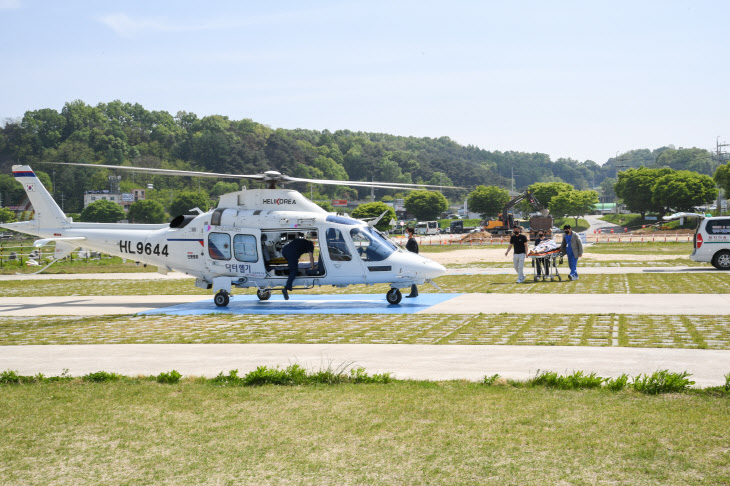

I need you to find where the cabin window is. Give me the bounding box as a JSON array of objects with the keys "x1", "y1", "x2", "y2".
[
  {"x1": 325, "y1": 228, "x2": 352, "y2": 261},
  {"x1": 208, "y1": 232, "x2": 231, "y2": 260},
  {"x1": 350, "y1": 227, "x2": 395, "y2": 262},
  {"x1": 234, "y1": 234, "x2": 258, "y2": 262}
]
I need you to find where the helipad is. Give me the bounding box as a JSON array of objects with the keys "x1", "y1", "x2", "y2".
[{"x1": 139, "y1": 293, "x2": 462, "y2": 316}]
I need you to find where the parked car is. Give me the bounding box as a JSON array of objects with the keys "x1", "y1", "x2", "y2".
[{"x1": 665, "y1": 213, "x2": 730, "y2": 269}]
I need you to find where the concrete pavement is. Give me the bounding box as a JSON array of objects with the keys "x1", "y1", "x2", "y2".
[
  {"x1": 1, "y1": 292, "x2": 728, "y2": 316},
  {"x1": 1, "y1": 343, "x2": 727, "y2": 386}
]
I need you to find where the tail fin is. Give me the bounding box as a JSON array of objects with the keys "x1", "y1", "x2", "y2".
[{"x1": 12, "y1": 165, "x2": 68, "y2": 227}]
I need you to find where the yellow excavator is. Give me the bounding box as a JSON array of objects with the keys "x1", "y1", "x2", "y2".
[{"x1": 483, "y1": 190, "x2": 552, "y2": 240}]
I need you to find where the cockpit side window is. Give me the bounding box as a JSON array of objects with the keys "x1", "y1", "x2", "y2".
[
  {"x1": 326, "y1": 228, "x2": 352, "y2": 261},
  {"x1": 349, "y1": 227, "x2": 395, "y2": 262},
  {"x1": 208, "y1": 232, "x2": 231, "y2": 260}
]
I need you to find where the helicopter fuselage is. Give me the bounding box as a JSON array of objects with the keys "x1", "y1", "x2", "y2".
[{"x1": 2, "y1": 168, "x2": 446, "y2": 305}]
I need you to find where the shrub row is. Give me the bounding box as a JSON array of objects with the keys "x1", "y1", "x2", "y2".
[
  {"x1": 0, "y1": 365, "x2": 391, "y2": 387},
  {"x1": 484, "y1": 369, "x2": 730, "y2": 395},
  {"x1": 2, "y1": 368, "x2": 729, "y2": 395}
]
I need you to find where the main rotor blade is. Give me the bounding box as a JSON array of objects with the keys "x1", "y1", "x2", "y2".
[
  {"x1": 285, "y1": 175, "x2": 465, "y2": 190},
  {"x1": 43, "y1": 161, "x2": 465, "y2": 190},
  {"x1": 43, "y1": 162, "x2": 266, "y2": 181}
]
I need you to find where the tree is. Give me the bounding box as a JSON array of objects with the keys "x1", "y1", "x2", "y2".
[
  {"x1": 404, "y1": 190, "x2": 449, "y2": 221},
  {"x1": 527, "y1": 182, "x2": 574, "y2": 208},
  {"x1": 614, "y1": 167, "x2": 671, "y2": 218},
  {"x1": 652, "y1": 170, "x2": 717, "y2": 217},
  {"x1": 128, "y1": 200, "x2": 166, "y2": 224},
  {"x1": 467, "y1": 185, "x2": 510, "y2": 217},
  {"x1": 654, "y1": 147, "x2": 716, "y2": 175},
  {"x1": 351, "y1": 202, "x2": 396, "y2": 231},
  {"x1": 549, "y1": 190, "x2": 599, "y2": 227},
  {"x1": 316, "y1": 201, "x2": 335, "y2": 212},
  {"x1": 714, "y1": 162, "x2": 730, "y2": 197},
  {"x1": 0, "y1": 207, "x2": 16, "y2": 223},
  {"x1": 169, "y1": 192, "x2": 210, "y2": 217},
  {"x1": 80, "y1": 199, "x2": 126, "y2": 223},
  {"x1": 210, "y1": 181, "x2": 240, "y2": 198},
  {"x1": 599, "y1": 177, "x2": 616, "y2": 202}
]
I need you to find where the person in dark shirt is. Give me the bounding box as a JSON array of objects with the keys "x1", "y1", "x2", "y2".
[
  {"x1": 281, "y1": 237, "x2": 316, "y2": 300},
  {"x1": 405, "y1": 227, "x2": 419, "y2": 297},
  {"x1": 505, "y1": 226, "x2": 528, "y2": 283}
]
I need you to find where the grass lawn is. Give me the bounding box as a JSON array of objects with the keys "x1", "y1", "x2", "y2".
[
  {"x1": 2, "y1": 313, "x2": 729, "y2": 348},
  {"x1": 1, "y1": 380, "x2": 728, "y2": 485},
  {"x1": 0, "y1": 256, "x2": 158, "y2": 275},
  {"x1": 585, "y1": 241, "x2": 693, "y2": 255},
  {"x1": 1, "y1": 273, "x2": 728, "y2": 297}
]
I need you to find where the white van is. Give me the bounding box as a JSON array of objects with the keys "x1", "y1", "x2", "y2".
[
  {"x1": 666, "y1": 213, "x2": 730, "y2": 269},
  {"x1": 416, "y1": 221, "x2": 439, "y2": 235}
]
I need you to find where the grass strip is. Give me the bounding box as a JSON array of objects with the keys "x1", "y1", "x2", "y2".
[{"x1": 2, "y1": 313, "x2": 729, "y2": 349}]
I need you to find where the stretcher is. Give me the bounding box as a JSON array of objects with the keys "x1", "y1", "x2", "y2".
[{"x1": 527, "y1": 249, "x2": 562, "y2": 282}]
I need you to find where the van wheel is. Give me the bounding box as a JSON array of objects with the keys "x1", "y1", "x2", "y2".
[{"x1": 712, "y1": 250, "x2": 730, "y2": 270}]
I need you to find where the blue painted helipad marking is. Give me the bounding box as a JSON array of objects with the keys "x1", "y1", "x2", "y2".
[{"x1": 139, "y1": 293, "x2": 462, "y2": 316}]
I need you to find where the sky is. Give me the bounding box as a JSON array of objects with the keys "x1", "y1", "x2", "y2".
[{"x1": 1, "y1": 0, "x2": 729, "y2": 165}]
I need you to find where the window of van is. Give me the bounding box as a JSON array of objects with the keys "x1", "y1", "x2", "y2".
[{"x1": 706, "y1": 219, "x2": 730, "y2": 235}]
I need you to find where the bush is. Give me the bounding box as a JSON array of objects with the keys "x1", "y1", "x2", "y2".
[
  {"x1": 529, "y1": 370, "x2": 604, "y2": 390},
  {"x1": 632, "y1": 370, "x2": 694, "y2": 395},
  {"x1": 156, "y1": 370, "x2": 182, "y2": 384},
  {"x1": 209, "y1": 365, "x2": 391, "y2": 387},
  {"x1": 606, "y1": 374, "x2": 629, "y2": 392},
  {"x1": 82, "y1": 371, "x2": 122, "y2": 383},
  {"x1": 483, "y1": 374, "x2": 500, "y2": 386},
  {"x1": 0, "y1": 370, "x2": 49, "y2": 384},
  {"x1": 0, "y1": 369, "x2": 20, "y2": 384}
]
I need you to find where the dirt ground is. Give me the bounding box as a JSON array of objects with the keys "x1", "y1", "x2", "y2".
[{"x1": 427, "y1": 248, "x2": 688, "y2": 264}]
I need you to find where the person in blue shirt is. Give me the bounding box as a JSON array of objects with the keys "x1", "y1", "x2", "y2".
[
  {"x1": 559, "y1": 224, "x2": 583, "y2": 281},
  {"x1": 281, "y1": 237, "x2": 316, "y2": 300}
]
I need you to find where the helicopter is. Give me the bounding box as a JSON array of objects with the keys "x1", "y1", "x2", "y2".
[{"x1": 1, "y1": 163, "x2": 454, "y2": 306}]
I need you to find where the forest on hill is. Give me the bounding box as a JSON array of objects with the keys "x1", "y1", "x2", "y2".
[{"x1": 0, "y1": 100, "x2": 721, "y2": 213}]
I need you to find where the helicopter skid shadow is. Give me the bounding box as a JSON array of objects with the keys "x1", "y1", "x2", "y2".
[{"x1": 139, "y1": 293, "x2": 462, "y2": 316}]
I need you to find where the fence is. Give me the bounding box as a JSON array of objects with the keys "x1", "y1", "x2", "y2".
[
  {"x1": 412, "y1": 233, "x2": 694, "y2": 247},
  {"x1": 0, "y1": 243, "x2": 107, "y2": 268}
]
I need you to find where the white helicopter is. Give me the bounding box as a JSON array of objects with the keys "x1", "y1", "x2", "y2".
[{"x1": 1, "y1": 163, "x2": 452, "y2": 306}]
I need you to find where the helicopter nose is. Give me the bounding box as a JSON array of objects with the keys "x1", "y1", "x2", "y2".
[{"x1": 422, "y1": 259, "x2": 446, "y2": 279}]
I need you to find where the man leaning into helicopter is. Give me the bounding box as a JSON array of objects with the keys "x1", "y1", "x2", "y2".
[{"x1": 281, "y1": 236, "x2": 317, "y2": 300}]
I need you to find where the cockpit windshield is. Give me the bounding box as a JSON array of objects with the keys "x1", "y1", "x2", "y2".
[{"x1": 350, "y1": 226, "x2": 396, "y2": 262}]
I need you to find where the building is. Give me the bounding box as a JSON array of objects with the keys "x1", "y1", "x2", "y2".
[{"x1": 83, "y1": 188, "x2": 146, "y2": 211}]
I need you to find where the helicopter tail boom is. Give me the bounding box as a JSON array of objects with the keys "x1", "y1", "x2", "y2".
[{"x1": 11, "y1": 165, "x2": 69, "y2": 228}]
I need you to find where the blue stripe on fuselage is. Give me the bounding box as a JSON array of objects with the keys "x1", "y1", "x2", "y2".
[{"x1": 13, "y1": 171, "x2": 36, "y2": 178}]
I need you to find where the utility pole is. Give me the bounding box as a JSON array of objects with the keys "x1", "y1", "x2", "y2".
[
  {"x1": 716, "y1": 137, "x2": 729, "y2": 215},
  {"x1": 614, "y1": 152, "x2": 630, "y2": 214},
  {"x1": 59, "y1": 193, "x2": 65, "y2": 212}
]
